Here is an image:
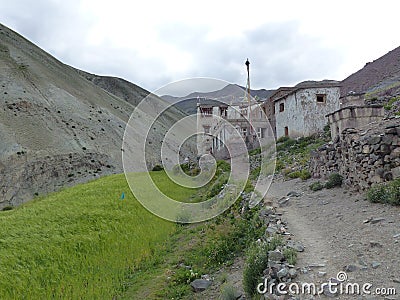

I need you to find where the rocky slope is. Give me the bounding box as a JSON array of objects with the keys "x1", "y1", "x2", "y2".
[
  {"x1": 341, "y1": 46, "x2": 400, "y2": 98},
  {"x1": 0, "y1": 23, "x2": 190, "y2": 208}
]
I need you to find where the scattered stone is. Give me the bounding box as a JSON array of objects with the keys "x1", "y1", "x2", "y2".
[
  {"x1": 190, "y1": 279, "x2": 211, "y2": 292},
  {"x1": 371, "y1": 261, "x2": 381, "y2": 269},
  {"x1": 287, "y1": 241, "x2": 305, "y2": 252},
  {"x1": 363, "y1": 218, "x2": 372, "y2": 224},
  {"x1": 318, "y1": 271, "x2": 327, "y2": 277},
  {"x1": 370, "y1": 217, "x2": 385, "y2": 224},
  {"x1": 370, "y1": 241, "x2": 383, "y2": 248},
  {"x1": 277, "y1": 267, "x2": 289, "y2": 279},
  {"x1": 301, "y1": 267, "x2": 309, "y2": 274},
  {"x1": 201, "y1": 274, "x2": 212, "y2": 281},
  {"x1": 393, "y1": 233, "x2": 400, "y2": 238},
  {"x1": 343, "y1": 264, "x2": 357, "y2": 272},
  {"x1": 308, "y1": 263, "x2": 326, "y2": 268},
  {"x1": 288, "y1": 269, "x2": 297, "y2": 279},
  {"x1": 278, "y1": 197, "x2": 290, "y2": 207},
  {"x1": 323, "y1": 278, "x2": 340, "y2": 297},
  {"x1": 268, "y1": 251, "x2": 284, "y2": 263},
  {"x1": 266, "y1": 226, "x2": 278, "y2": 235},
  {"x1": 287, "y1": 191, "x2": 301, "y2": 197}
]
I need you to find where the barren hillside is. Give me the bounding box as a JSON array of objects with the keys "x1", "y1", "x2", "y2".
[
  {"x1": 341, "y1": 46, "x2": 400, "y2": 98},
  {"x1": 0, "y1": 23, "x2": 190, "y2": 208}
]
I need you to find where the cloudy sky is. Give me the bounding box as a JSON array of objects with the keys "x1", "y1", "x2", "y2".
[{"x1": 0, "y1": 0, "x2": 399, "y2": 95}]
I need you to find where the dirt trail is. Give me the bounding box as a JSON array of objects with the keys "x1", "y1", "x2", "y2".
[
  {"x1": 194, "y1": 178, "x2": 400, "y2": 299},
  {"x1": 268, "y1": 178, "x2": 400, "y2": 299}
]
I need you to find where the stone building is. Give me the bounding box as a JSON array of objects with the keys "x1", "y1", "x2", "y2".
[
  {"x1": 270, "y1": 81, "x2": 341, "y2": 138},
  {"x1": 196, "y1": 99, "x2": 271, "y2": 158}
]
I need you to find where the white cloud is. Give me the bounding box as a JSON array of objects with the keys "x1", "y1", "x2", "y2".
[{"x1": 0, "y1": 0, "x2": 399, "y2": 92}]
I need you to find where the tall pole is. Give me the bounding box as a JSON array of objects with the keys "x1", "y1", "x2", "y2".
[{"x1": 245, "y1": 58, "x2": 252, "y2": 137}]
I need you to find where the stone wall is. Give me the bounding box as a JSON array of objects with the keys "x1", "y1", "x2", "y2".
[
  {"x1": 327, "y1": 105, "x2": 384, "y2": 140},
  {"x1": 310, "y1": 118, "x2": 400, "y2": 191}
]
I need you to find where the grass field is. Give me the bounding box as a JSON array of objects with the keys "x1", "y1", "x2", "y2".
[{"x1": 0, "y1": 172, "x2": 195, "y2": 299}]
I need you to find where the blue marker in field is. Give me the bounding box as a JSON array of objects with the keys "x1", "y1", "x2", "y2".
[{"x1": 120, "y1": 192, "x2": 125, "y2": 200}]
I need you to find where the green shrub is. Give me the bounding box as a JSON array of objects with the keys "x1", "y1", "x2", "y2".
[
  {"x1": 325, "y1": 173, "x2": 343, "y2": 189},
  {"x1": 367, "y1": 185, "x2": 388, "y2": 203},
  {"x1": 276, "y1": 136, "x2": 290, "y2": 143},
  {"x1": 220, "y1": 283, "x2": 237, "y2": 300},
  {"x1": 216, "y1": 160, "x2": 231, "y2": 173},
  {"x1": 283, "y1": 248, "x2": 297, "y2": 265},
  {"x1": 248, "y1": 147, "x2": 261, "y2": 156},
  {"x1": 367, "y1": 179, "x2": 400, "y2": 205},
  {"x1": 249, "y1": 166, "x2": 261, "y2": 181},
  {"x1": 287, "y1": 169, "x2": 311, "y2": 180},
  {"x1": 384, "y1": 96, "x2": 399, "y2": 110},
  {"x1": 243, "y1": 237, "x2": 283, "y2": 297},
  {"x1": 276, "y1": 138, "x2": 296, "y2": 152},
  {"x1": 172, "y1": 267, "x2": 200, "y2": 284},
  {"x1": 152, "y1": 165, "x2": 163, "y2": 171},
  {"x1": 309, "y1": 181, "x2": 324, "y2": 191}
]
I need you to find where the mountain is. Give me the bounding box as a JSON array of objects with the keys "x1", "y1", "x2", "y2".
[
  {"x1": 341, "y1": 46, "x2": 400, "y2": 98},
  {"x1": 161, "y1": 84, "x2": 274, "y2": 114},
  {"x1": 0, "y1": 23, "x2": 190, "y2": 208}
]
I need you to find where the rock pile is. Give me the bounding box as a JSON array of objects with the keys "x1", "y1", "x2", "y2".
[
  {"x1": 257, "y1": 200, "x2": 305, "y2": 300},
  {"x1": 310, "y1": 118, "x2": 400, "y2": 190}
]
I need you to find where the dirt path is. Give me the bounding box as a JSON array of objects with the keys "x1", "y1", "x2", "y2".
[
  {"x1": 193, "y1": 178, "x2": 400, "y2": 299},
  {"x1": 268, "y1": 178, "x2": 400, "y2": 299}
]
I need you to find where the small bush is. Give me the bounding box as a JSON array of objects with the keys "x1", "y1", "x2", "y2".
[
  {"x1": 171, "y1": 267, "x2": 200, "y2": 285},
  {"x1": 309, "y1": 181, "x2": 324, "y2": 191},
  {"x1": 220, "y1": 283, "x2": 237, "y2": 300},
  {"x1": 216, "y1": 160, "x2": 231, "y2": 173},
  {"x1": 287, "y1": 169, "x2": 311, "y2": 180},
  {"x1": 152, "y1": 165, "x2": 163, "y2": 171},
  {"x1": 276, "y1": 136, "x2": 290, "y2": 143},
  {"x1": 276, "y1": 138, "x2": 296, "y2": 152},
  {"x1": 367, "y1": 179, "x2": 400, "y2": 205},
  {"x1": 325, "y1": 173, "x2": 343, "y2": 189},
  {"x1": 243, "y1": 237, "x2": 283, "y2": 297},
  {"x1": 248, "y1": 147, "x2": 261, "y2": 156},
  {"x1": 283, "y1": 248, "x2": 297, "y2": 265}
]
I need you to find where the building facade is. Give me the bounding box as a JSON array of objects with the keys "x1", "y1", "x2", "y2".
[
  {"x1": 271, "y1": 82, "x2": 341, "y2": 139},
  {"x1": 197, "y1": 100, "x2": 271, "y2": 158}
]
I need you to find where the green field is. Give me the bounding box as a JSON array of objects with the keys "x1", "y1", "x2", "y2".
[{"x1": 0, "y1": 172, "x2": 195, "y2": 299}]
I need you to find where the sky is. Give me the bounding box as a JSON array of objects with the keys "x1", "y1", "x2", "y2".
[{"x1": 0, "y1": 0, "x2": 399, "y2": 96}]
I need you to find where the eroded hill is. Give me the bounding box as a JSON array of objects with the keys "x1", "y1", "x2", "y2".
[{"x1": 0, "y1": 23, "x2": 192, "y2": 208}]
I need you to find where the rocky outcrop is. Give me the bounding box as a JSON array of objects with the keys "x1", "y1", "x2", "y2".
[{"x1": 310, "y1": 118, "x2": 400, "y2": 190}]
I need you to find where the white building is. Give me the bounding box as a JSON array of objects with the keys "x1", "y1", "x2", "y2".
[
  {"x1": 197, "y1": 100, "x2": 271, "y2": 158},
  {"x1": 271, "y1": 81, "x2": 341, "y2": 138}
]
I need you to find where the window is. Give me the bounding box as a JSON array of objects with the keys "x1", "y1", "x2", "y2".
[
  {"x1": 279, "y1": 103, "x2": 285, "y2": 112},
  {"x1": 284, "y1": 126, "x2": 289, "y2": 137},
  {"x1": 316, "y1": 94, "x2": 326, "y2": 103},
  {"x1": 241, "y1": 127, "x2": 247, "y2": 136},
  {"x1": 220, "y1": 106, "x2": 227, "y2": 117},
  {"x1": 257, "y1": 127, "x2": 265, "y2": 138},
  {"x1": 240, "y1": 108, "x2": 248, "y2": 116},
  {"x1": 200, "y1": 107, "x2": 213, "y2": 116},
  {"x1": 203, "y1": 126, "x2": 210, "y2": 134}
]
